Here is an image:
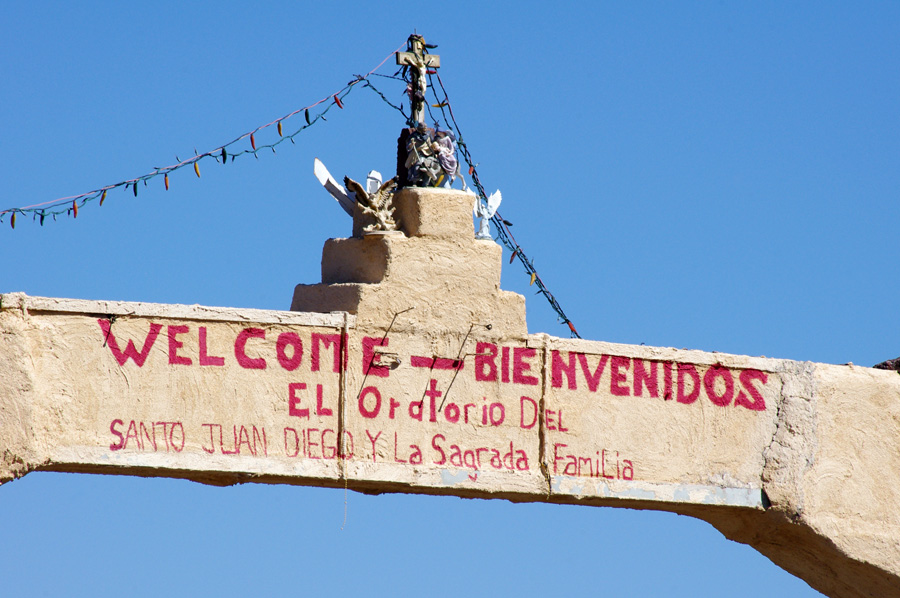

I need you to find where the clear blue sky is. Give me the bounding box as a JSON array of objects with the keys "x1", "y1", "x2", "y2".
[{"x1": 2, "y1": 2, "x2": 898, "y2": 596}]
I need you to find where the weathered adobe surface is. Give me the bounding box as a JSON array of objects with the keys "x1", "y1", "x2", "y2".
[{"x1": 2, "y1": 187, "x2": 898, "y2": 598}]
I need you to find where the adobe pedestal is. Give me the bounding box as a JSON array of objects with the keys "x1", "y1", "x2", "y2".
[{"x1": 291, "y1": 187, "x2": 526, "y2": 336}]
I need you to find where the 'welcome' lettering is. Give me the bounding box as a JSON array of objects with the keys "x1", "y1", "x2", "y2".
[{"x1": 98, "y1": 319, "x2": 162, "y2": 367}]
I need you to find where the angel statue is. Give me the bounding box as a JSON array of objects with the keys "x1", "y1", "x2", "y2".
[{"x1": 474, "y1": 190, "x2": 502, "y2": 240}]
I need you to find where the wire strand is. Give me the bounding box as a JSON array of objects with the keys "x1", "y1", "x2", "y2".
[
  {"x1": 429, "y1": 71, "x2": 581, "y2": 338},
  {"x1": 1, "y1": 43, "x2": 406, "y2": 222}
]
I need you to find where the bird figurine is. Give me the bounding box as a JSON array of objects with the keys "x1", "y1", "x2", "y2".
[
  {"x1": 314, "y1": 159, "x2": 398, "y2": 233},
  {"x1": 344, "y1": 174, "x2": 399, "y2": 232}
]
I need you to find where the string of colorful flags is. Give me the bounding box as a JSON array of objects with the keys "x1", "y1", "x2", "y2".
[
  {"x1": 0, "y1": 44, "x2": 404, "y2": 229},
  {"x1": 0, "y1": 40, "x2": 580, "y2": 339}
]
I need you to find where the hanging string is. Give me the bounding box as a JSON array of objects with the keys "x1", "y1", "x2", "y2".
[
  {"x1": 369, "y1": 72, "x2": 406, "y2": 82},
  {"x1": 0, "y1": 43, "x2": 405, "y2": 228},
  {"x1": 360, "y1": 78, "x2": 407, "y2": 117},
  {"x1": 427, "y1": 67, "x2": 581, "y2": 339}
]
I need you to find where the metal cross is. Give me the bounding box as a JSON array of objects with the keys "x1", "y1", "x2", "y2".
[{"x1": 396, "y1": 34, "x2": 440, "y2": 126}]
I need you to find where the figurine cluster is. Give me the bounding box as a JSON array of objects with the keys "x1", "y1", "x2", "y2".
[
  {"x1": 314, "y1": 157, "x2": 502, "y2": 240},
  {"x1": 404, "y1": 123, "x2": 459, "y2": 188},
  {"x1": 311, "y1": 34, "x2": 503, "y2": 239}
]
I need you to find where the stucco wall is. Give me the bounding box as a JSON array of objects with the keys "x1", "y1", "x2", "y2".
[{"x1": 1, "y1": 188, "x2": 898, "y2": 597}]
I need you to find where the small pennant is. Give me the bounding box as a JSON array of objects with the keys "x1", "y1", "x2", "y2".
[
  {"x1": 133, "y1": 183, "x2": 138, "y2": 197},
  {"x1": 305, "y1": 109, "x2": 310, "y2": 125},
  {"x1": 164, "y1": 174, "x2": 169, "y2": 190},
  {"x1": 529, "y1": 272, "x2": 537, "y2": 286},
  {"x1": 277, "y1": 121, "x2": 283, "y2": 136},
  {"x1": 334, "y1": 94, "x2": 343, "y2": 109},
  {"x1": 10, "y1": 213, "x2": 16, "y2": 229},
  {"x1": 194, "y1": 162, "x2": 201, "y2": 178},
  {"x1": 431, "y1": 102, "x2": 448, "y2": 108},
  {"x1": 100, "y1": 190, "x2": 107, "y2": 206},
  {"x1": 73, "y1": 200, "x2": 78, "y2": 218},
  {"x1": 250, "y1": 133, "x2": 256, "y2": 150},
  {"x1": 221, "y1": 147, "x2": 227, "y2": 163}
]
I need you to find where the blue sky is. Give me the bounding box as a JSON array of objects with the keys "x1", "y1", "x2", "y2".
[{"x1": 2, "y1": 2, "x2": 898, "y2": 596}]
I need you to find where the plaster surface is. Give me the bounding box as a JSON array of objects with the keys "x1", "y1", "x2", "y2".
[{"x1": 2, "y1": 188, "x2": 898, "y2": 597}]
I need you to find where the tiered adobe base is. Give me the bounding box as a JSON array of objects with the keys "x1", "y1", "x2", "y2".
[{"x1": 291, "y1": 187, "x2": 526, "y2": 336}]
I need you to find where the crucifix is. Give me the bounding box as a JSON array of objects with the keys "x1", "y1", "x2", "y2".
[{"x1": 396, "y1": 34, "x2": 440, "y2": 125}]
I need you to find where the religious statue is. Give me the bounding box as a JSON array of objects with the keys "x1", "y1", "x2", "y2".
[
  {"x1": 395, "y1": 35, "x2": 465, "y2": 190},
  {"x1": 404, "y1": 124, "x2": 459, "y2": 188},
  {"x1": 434, "y1": 129, "x2": 458, "y2": 186},
  {"x1": 397, "y1": 34, "x2": 438, "y2": 126},
  {"x1": 474, "y1": 190, "x2": 502, "y2": 240}
]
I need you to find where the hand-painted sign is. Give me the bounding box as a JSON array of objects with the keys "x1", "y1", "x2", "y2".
[{"x1": 73, "y1": 310, "x2": 780, "y2": 503}]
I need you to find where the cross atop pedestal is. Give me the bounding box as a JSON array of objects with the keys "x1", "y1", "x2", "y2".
[{"x1": 396, "y1": 34, "x2": 440, "y2": 125}]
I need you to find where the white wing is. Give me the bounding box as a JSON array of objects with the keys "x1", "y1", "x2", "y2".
[
  {"x1": 485, "y1": 190, "x2": 502, "y2": 218},
  {"x1": 314, "y1": 158, "x2": 354, "y2": 216}
]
